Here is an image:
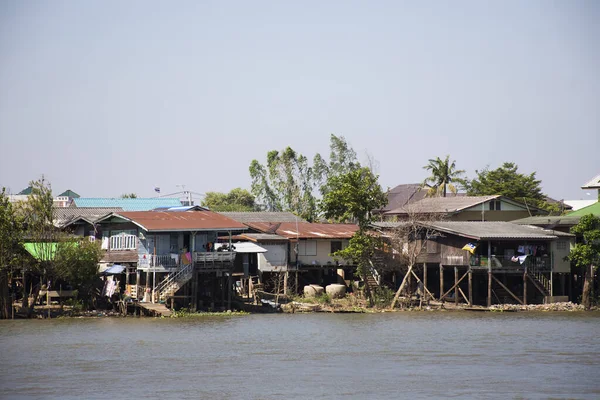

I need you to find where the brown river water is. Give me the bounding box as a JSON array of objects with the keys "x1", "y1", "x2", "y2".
[{"x1": 1, "y1": 312, "x2": 599, "y2": 400}]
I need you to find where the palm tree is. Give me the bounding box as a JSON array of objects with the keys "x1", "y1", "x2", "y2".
[{"x1": 422, "y1": 155, "x2": 466, "y2": 197}]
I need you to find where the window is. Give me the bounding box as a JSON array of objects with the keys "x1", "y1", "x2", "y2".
[
  {"x1": 298, "y1": 240, "x2": 317, "y2": 256},
  {"x1": 330, "y1": 241, "x2": 343, "y2": 254},
  {"x1": 556, "y1": 240, "x2": 567, "y2": 251},
  {"x1": 488, "y1": 200, "x2": 501, "y2": 211}
]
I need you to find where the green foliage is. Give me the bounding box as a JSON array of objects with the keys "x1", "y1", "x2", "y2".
[
  {"x1": 172, "y1": 308, "x2": 249, "y2": 317},
  {"x1": 0, "y1": 188, "x2": 24, "y2": 270},
  {"x1": 422, "y1": 155, "x2": 466, "y2": 197},
  {"x1": 372, "y1": 286, "x2": 395, "y2": 308},
  {"x1": 315, "y1": 293, "x2": 331, "y2": 304},
  {"x1": 320, "y1": 167, "x2": 387, "y2": 228},
  {"x1": 466, "y1": 162, "x2": 546, "y2": 205},
  {"x1": 333, "y1": 231, "x2": 382, "y2": 275},
  {"x1": 120, "y1": 193, "x2": 137, "y2": 198},
  {"x1": 314, "y1": 134, "x2": 360, "y2": 196},
  {"x1": 55, "y1": 240, "x2": 102, "y2": 293},
  {"x1": 249, "y1": 147, "x2": 317, "y2": 220},
  {"x1": 249, "y1": 134, "x2": 361, "y2": 221},
  {"x1": 19, "y1": 177, "x2": 61, "y2": 274},
  {"x1": 201, "y1": 188, "x2": 256, "y2": 212},
  {"x1": 568, "y1": 214, "x2": 600, "y2": 270}
]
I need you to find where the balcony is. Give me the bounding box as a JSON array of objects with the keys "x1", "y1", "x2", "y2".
[
  {"x1": 470, "y1": 255, "x2": 551, "y2": 271},
  {"x1": 137, "y1": 251, "x2": 237, "y2": 271}
]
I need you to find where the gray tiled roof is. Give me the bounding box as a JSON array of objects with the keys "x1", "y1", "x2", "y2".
[
  {"x1": 511, "y1": 215, "x2": 581, "y2": 226},
  {"x1": 370, "y1": 221, "x2": 408, "y2": 229},
  {"x1": 219, "y1": 212, "x2": 306, "y2": 223},
  {"x1": 379, "y1": 183, "x2": 428, "y2": 213},
  {"x1": 423, "y1": 221, "x2": 573, "y2": 240},
  {"x1": 385, "y1": 195, "x2": 500, "y2": 215},
  {"x1": 581, "y1": 174, "x2": 600, "y2": 189}
]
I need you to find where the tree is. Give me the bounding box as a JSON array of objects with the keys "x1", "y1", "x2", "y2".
[
  {"x1": 55, "y1": 239, "x2": 102, "y2": 309},
  {"x1": 0, "y1": 188, "x2": 25, "y2": 319},
  {"x1": 249, "y1": 147, "x2": 317, "y2": 221},
  {"x1": 321, "y1": 167, "x2": 387, "y2": 306},
  {"x1": 422, "y1": 155, "x2": 466, "y2": 197},
  {"x1": 313, "y1": 134, "x2": 360, "y2": 196},
  {"x1": 17, "y1": 177, "x2": 61, "y2": 313},
  {"x1": 201, "y1": 188, "x2": 256, "y2": 212},
  {"x1": 568, "y1": 214, "x2": 600, "y2": 309},
  {"x1": 389, "y1": 209, "x2": 444, "y2": 309},
  {"x1": 321, "y1": 167, "x2": 387, "y2": 228},
  {"x1": 466, "y1": 162, "x2": 545, "y2": 204},
  {"x1": 121, "y1": 193, "x2": 137, "y2": 198}
]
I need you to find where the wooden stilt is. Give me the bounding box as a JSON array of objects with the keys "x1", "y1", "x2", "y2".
[
  {"x1": 423, "y1": 263, "x2": 427, "y2": 300},
  {"x1": 487, "y1": 271, "x2": 492, "y2": 308},
  {"x1": 440, "y1": 271, "x2": 469, "y2": 300},
  {"x1": 410, "y1": 270, "x2": 435, "y2": 300},
  {"x1": 491, "y1": 275, "x2": 524, "y2": 305},
  {"x1": 284, "y1": 272, "x2": 288, "y2": 296},
  {"x1": 454, "y1": 267, "x2": 459, "y2": 305},
  {"x1": 468, "y1": 269, "x2": 473, "y2": 306},
  {"x1": 439, "y1": 264, "x2": 444, "y2": 301},
  {"x1": 523, "y1": 269, "x2": 527, "y2": 305},
  {"x1": 221, "y1": 275, "x2": 225, "y2": 310},
  {"x1": 227, "y1": 269, "x2": 232, "y2": 311}
]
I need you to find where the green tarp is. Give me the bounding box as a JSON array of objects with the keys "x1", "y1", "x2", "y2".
[{"x1": 23, "y1": 242, "x2": 58, "y2": 261}]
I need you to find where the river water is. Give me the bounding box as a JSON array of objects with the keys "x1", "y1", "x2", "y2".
[{"x1": 1, "y1": 312, "x2": 599, "y2": 400}]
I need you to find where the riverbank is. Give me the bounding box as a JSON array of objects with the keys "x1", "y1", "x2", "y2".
[{"x1": 9, "y1": 299, "x2": 596, "y2": 319}]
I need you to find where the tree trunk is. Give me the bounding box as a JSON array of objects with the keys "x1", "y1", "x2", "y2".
[
  {"x1": 390, "y1": 264, "x2": 414, "y2": 309},
  {"x1": 581, "y1": 264, "x2": 594, "y2": 310},
  {"x1": 0, "y1": 270, "x2": 10, "y2": 319}
]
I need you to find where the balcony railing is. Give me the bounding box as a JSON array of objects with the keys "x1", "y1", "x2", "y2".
[
  {"x1": 469, "y1": 254, "x2": 551, "y2": 270},
  {"x1": 109, "y1": 234, "x2": 137, "y2": 250},
  {"x1": 137, "y1": 251, "x2": 237, "y2": 270}
]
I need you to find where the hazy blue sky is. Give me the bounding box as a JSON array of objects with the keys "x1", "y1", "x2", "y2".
[{"x1": 1, "y1": 1, "x2": 598, "y2": 201}]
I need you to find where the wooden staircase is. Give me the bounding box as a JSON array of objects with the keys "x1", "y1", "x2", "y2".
[
  {"x1": 154, "y1": 262, "x2": 194, "y2": 303},
  {"x1": 527, "y1": 265, "x2": 550, "y2": 297}
]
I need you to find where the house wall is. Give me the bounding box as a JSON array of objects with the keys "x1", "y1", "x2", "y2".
[
  {"x1": 551, "y1": 239, "x2": 573, "y2": 273},
  {"x1": 450, "y1": 210, "x2": 532, "y2": 222},
  {"x1": 297, "y1": 239, "x2": 349, "y2": 266},
  {"x1": 258, "y1": 242, "x2": 288, "y2": 271}
]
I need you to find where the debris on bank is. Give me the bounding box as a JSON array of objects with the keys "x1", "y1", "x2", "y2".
[{"x1": 489, "y1": 302, "x2": 586, "y2": 312}]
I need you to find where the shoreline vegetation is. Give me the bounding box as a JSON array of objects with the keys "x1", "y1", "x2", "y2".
[{"x1": 8, "y1": 298, "x2": 596, "y2": 319}]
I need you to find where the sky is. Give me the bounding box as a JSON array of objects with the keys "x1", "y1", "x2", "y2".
[{"x1": 1, "y1": 1, "x2": 598, "y2": 202}]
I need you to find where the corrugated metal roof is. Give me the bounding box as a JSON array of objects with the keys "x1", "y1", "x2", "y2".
[
  {"x1": 57, "y1": 190, "x2": 80, "y2": 198},
  {"x1": 73, "y1": 198, "x2": 182, "y2": 211},
  {"x1": 581, "y1": 174, "x2": 600, "y2": 189},
  {"x1": 422, "y1": 221, "x2": 572, "y2": 240},
  {"x1": 385, "y1": 195, "x2": 500, "y2": 215},
  {"x1": 511, "y1": 215, "x2": 581, "y2": 226},
  {"x1": 567, "y1": 201, "x2": 600, "y2": 217},
  {"x1": 242, "y1": 233, "x2": 288, "y2": 241},
  {"x1": 563, "y1": 200, "x2": 597, "y2": 211},
  {"x1": 245, "y1": 222, "x2": 358, "y2": 239},
  {"x1": 214, "y1": 242, "x2": 267, "y2": 253},
  {"x1": 378, "y1": 183, "x2": 428, "y2": 213},
  {"x1": 114, "y1": 211, "x2": 247, "y2": 232},
  {"x1": 53, "y1": 207, "x2": 124, "y2": 227},
  {"x1": 370, "y1": 221, "x2": 408, "y2": 229},
  {"x1": 219, "y1": 212, "x2": 306, "y2": 223}
]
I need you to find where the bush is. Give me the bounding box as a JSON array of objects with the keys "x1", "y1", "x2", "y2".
[{"x1": 372, "y1": 286, "x2": 395, "y2": 308}]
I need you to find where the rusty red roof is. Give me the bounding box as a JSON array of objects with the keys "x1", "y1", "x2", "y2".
[
  {"x1": 115, "y1": 211, "x2": 247, "y2": 232},
  {"x1": 245, "y1": 222, "x2": 358, "y2": 239}
]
